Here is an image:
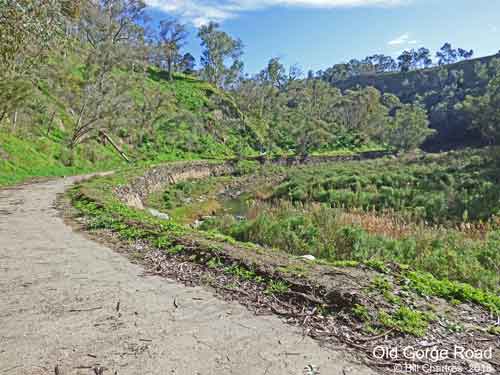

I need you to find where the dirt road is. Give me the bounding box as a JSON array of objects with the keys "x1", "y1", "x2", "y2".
[{"x1": 0, "y1": 177, "x2": 375, "y2": 375}]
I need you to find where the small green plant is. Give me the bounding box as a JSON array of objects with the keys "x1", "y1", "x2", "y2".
[
  {"x1": 265, "y1": 280, "x2": 290, "y2": 295},
  {"x1": 445, "y1": 321, "x2": 464, "y2": 333},
  {"x1": 363, "y1": 324, "x2": 382, "y2": 335},
  {"x1": 379, "y1": 306, "x2": 431, "y2": 337},
  {"x1": 352, "y1": 304, "x2": 371, "y2": 322},
  {"x1": 406, "y1": 270, "x2": 500, "y2": 313},
  {"x1": 487, "y1": 326, "x2": 500, "y2": 335},
  {"x1": 371, "y1": 276, "x2": 392, "y2": 293},
  {"x1": 166, "y1": 244, "x2": 185, "y2": 255},
  {"x1": 153, "y1": 236, "x2": 172, "y2": 249},
  {"x1": 366, "y1": 260, "x2": 390, "y2": 274},
  {"x1": 383, "y1": 291, "x2": 401, "y2": 305},
  {"x1": 206, "y1": 257, "x2": 223, "y2": 269},
  {"x1": 224, "y1": 264, "x2": 261, "y2": 281}
]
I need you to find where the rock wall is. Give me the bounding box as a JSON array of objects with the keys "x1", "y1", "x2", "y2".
[
  {"x1": 115, "y1": 151, "x2": 393, "y2": 209},
  {"x1": 114, "y1": 161, "x2": 235, "y2": 209}
]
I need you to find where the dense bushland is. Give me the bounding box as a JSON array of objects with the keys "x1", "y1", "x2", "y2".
[
  {"x1": 4, "y1": 1, "x2": 500, "y2": 187},
  {"x1": 334, "y1": 55, "x2": 500, "y2": 150}
]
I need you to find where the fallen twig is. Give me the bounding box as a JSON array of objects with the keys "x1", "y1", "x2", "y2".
[
  {"x1": 354, "y1": 329, "x2": 394, "y2": 342},
  {"x1": 69, "y1": 306, "x2": 102, "y2": 312}
]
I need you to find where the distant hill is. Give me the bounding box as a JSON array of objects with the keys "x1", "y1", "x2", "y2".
[{"x1": 333, "y1": 53, "x2": 500, "y2": 151}]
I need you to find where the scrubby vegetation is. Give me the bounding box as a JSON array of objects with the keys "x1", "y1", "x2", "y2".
[
  {"x1": 335, "y1": 54, "x2": 500, "y2": 150},
  {"x1": 2, "y1": 2, "x2": 500, "y2": 186},
  {"x1": 156, "y1": 150, "x2": 500, "y2": 292},
  {"x1": 271, "y1": 150, "x2": 500, "y2": 223},
  {"x1": 69, "y1": 156, "x2": 500, "y2": 356}
]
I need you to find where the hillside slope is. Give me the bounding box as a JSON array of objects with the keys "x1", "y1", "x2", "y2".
[
  {"x1": 0, "y1": 131, "x2": 125, "y2": 186},
  {"x1": 334, "y1": 53, "x2": 500, "y2": 150},
  {"x1": 0, "y1": 71, "x2": 259, "y2": 187}
]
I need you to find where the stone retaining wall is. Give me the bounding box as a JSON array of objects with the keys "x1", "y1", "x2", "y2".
[
  {"x1": 114, "y1": 151, "x2": 393, "y2": 209},
  {"x1": 114, "y1": 161, "x2": 235, "y2": 209}
]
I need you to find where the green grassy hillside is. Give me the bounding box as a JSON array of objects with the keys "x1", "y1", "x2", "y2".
[
  {"x1": 0, "y1": 70, "x2": 260, "y2": 187},
  {"x1": 0, "y1": 130, "x2": 125, "y2": 186}
]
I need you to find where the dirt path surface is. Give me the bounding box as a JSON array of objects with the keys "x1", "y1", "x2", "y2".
[{"x1": 0, "y1": 177, "x2": 376, "y2": 375}]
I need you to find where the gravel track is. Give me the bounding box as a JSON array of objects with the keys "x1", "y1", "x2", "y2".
[{"x1": 0, "y1": 176, "x2": 375, "y2": 375}]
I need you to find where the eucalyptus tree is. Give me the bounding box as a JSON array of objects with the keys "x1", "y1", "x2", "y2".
[
  {"x1": 437, "y1": 43, "x2": 458, "y2": 66},
  {"x1": 159, "y1": 18, "x2": 188, "y2": 80},
  {"x1": 252, "y1": 57, "x2": 287, "y2": 118},
  {"x1": 178, "y1": 53, "x2": 196, "y2": 74},
  {"x1": 321, "y1": 63, "x2": 352, "y2": 83},
  {"x1": 198, "y1": 22, "x2": 244, "y2": 88},
  {"x1": 363, "y1": 54, "x2": 398, "y2": 73},
  {"x1": 289, "y1": 114, "x2": 333, "y2": 157},
  {"x1": 416, "y1": 47, "x2": 433, "y2": 69},
  {"x1": 398, "y1": 50, "x2": 414, "y2": 72},
  {"x1": 0, "y1": 0, "x2": 72, "y2": 126},
  {"x1": 457, "y1": 48, "x2": 474, "y2": 61},
  {"x1": 264, "y1": 57, "x2": 287, "y2": 90},
  {"x1": 386, "y1": 103, "x2": 434, "y2": 151},
  {"x1": 276, "y1": 79, "x2": 338, "y2": 155},
  {"x1": 0, "y1": 0, "x2": 77, "y2": 76},
  {"x1": 54, "y1": 0, "x2": 148, "y2": 151},
  {"x1": 287, "y1": 64, "x2": 303, "y2": 83}
]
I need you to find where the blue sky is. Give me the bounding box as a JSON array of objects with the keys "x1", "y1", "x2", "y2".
[{"x1": 145, "y1": 0, "x2": 500, "y2": 74}]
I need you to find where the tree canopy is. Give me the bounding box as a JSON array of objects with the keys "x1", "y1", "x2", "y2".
[{"x1": 198, "y1": 22, "x2": 244, "y2": 88}]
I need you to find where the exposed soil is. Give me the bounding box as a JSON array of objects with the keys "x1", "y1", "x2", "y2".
[{"x1": 0, "y1": 176, "x2": 375, "y2": 375}]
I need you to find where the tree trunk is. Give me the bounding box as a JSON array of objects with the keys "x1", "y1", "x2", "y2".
[
  {"x1": 47, "y1": 111, "x2": 56, "y2": 135},
  {"x1": 98, "y1": 130, "x2": 130, "y2": 163},
  {"x1": 12, "y1": 111, "x2": 18, "y2": 131},
  {"x1": 167, "y1": 58, "x2": 173, "y2": 81},
  {"x1": 0, "y1": 110, "x2": 6, "y2": 126}
]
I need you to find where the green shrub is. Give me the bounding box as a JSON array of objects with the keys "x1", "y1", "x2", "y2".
[{"x1": 379, "y1": 307, "x2": 431, "y2": 337}]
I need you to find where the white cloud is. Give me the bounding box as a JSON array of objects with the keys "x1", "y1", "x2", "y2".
[
  {"x1": 490, "y1": 24, "x2": 498, "y2": 33},
  {"x1": 146, "y1": 0, "x2": 407, "y2": 26},
  {"x1": 388, "y1": 32, "x2": 417, "y2": 47}
]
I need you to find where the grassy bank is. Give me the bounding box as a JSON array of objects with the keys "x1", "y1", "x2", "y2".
[{"x1": 0, "y1": 131, "x2": 126, "y2": 186}]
